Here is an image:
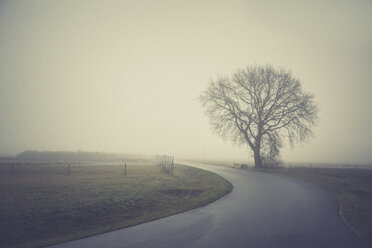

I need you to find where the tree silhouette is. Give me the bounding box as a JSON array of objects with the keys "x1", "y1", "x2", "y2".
[{"x1": 200, "y1": 65, "x2": 318, "y2": 167}]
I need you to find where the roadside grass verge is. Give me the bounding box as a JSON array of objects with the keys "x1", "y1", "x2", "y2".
[
  {"x1": 253, "y1": 167, "x2": 372, "y2": 248},
  {"x1": 0, "y1": 163, "x2": 232, "y2": 248}
]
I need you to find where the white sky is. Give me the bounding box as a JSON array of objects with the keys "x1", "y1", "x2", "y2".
[{"x1": 0, "y1": 0, "x2": 371, "y2": 164}]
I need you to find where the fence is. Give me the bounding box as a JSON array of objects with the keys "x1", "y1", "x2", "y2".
[
  {"x1": 158, "y1": 155, "x2": 175, "y2": 175},
  {"x1": 0, "y1": 161, "x2": 132, "y2": 176}
]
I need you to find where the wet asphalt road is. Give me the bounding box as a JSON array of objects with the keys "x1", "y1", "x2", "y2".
[{"x1": 49, "y1": 161, "x2": 365, "y2": 248}]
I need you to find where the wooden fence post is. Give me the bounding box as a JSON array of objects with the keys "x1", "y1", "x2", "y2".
[
  {"x1": 164, "y1": 155, "x2": 167, "y2": 170},
  {"x1": 124, "y1": 162, "x2": 127, "y2": 176},
  {"x1": 172, "y1": 155, "x2": 174, "y2": 175}
]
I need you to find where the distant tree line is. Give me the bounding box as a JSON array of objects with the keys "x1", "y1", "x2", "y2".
[{"x1": 16, "y1": 151, "x2": 154, "y2": 162}]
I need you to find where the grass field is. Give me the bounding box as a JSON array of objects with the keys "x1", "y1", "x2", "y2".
[
  {"x1": 254, "y1": 167, "x2": 372, "y2": 248},
  {"x1": 0, "y1": 163, "x2": 232, "y2": 248}
]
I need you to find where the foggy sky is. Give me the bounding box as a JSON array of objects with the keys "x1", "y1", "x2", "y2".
[{"x1": 0, "y1": 0, "x2": 371, "y2": 164}]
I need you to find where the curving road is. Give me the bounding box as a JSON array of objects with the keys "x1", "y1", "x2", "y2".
[{"x1": 50, "y1": 161, "x2": 365, "y2": 248}]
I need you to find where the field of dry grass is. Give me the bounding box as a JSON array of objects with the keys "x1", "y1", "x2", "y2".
[{"x1": 0, "y1": 163, "x2": 232, "y2": 248}]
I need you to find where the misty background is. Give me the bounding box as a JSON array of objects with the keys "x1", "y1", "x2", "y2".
[{"x1": 0, "y1": 0, "x2": 371, "y2": 164}]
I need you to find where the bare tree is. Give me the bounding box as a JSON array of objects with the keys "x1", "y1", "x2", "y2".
[{"x1": 200, "y1": 65, "x2": 318, "y2": 168}]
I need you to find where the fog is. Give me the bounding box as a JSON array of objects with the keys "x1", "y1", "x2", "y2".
[{"x1": 0, "y1": 0, "x2": 371, "y2": 164}]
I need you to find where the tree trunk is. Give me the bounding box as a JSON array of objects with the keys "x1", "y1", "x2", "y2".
[
  {"x1": 254, "y1": 133, "x2": 263, "y2": 168},
  {"x1": 254, "y1": 148, "x2": 262, "y2": 168}
]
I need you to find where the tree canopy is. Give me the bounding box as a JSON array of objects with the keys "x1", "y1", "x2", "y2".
[{"x1": 200, "y1": 65, "x2": 318, "y2": 167}]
